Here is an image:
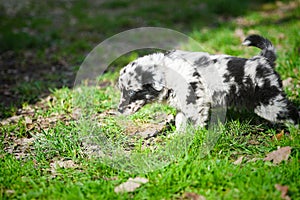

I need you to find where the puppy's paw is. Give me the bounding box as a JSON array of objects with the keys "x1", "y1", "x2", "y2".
[{"x1": 175, "y1": 112, "x2": 187, "y2": 131}]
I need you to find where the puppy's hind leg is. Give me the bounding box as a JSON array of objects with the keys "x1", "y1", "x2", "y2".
[{"x1": 254, "y1": 93, "x2": 299, "y2": 125}]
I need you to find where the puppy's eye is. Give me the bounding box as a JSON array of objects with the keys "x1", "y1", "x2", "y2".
[{"x1": 127, "y1": 90, "x2": 136, "y2": 97}]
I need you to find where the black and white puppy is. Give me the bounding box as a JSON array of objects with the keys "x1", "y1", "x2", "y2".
[{"x1": 117, "y1": 35, "x2": 299, "y2": 129}]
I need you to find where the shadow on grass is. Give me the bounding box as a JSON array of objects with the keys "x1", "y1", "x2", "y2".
[{"x1": 0, "y1": 0, "x2": 289, "y2": 119}]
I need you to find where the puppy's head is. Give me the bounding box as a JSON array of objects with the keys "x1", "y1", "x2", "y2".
[{"x1": 117, "y1": 53, "x2": 166, "y2": 115}]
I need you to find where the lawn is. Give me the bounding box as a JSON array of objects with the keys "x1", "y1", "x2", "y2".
[{"x1": 1, "y1": 0, "x2": 300, "y2": 199}]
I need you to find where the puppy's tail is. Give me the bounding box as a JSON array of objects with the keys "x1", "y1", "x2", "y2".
[{"x1": 243, "y1": 34, "x2": 276, "y2": 67}]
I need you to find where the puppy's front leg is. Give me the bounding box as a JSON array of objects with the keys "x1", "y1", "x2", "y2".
[
  {"x1": 175, "y1": 112, "x2": 188, "y2": 131},
  {"x1": 166, "y1": 112, "x2": 189, "y2": 138}
]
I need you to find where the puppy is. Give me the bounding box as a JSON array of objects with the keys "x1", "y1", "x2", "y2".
[{"x1": 117, "y1": 35, "x2": 299, "y2": 129}]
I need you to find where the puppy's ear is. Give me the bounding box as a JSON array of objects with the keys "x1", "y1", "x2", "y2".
[{"x1": 151, "y1": 71, "x2": 165, "y2": 91}]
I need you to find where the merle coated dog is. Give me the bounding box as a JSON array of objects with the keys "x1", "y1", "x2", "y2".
[{"x1": 117, "y1": 35, "x2": 299, "y2": 129}]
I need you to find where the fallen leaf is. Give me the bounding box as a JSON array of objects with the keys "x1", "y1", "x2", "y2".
[
  {"x1": 24, "y1": 116, "x2": 35, "y2": 130},
  {"x1": 282, "y1": 77, "x2": 293, "y2": 88},
  {"x1": 137, "y1": 124, "x2": 165, "y2": 139},
  {"x1": 5, "y1": 190, "x2": 15, "y2": 195},
  {"x1": 49, "y1": 159, "x2": 79, "y2": 177},
  {"x1": 233, "y1": 156, "x2": 244, "y2": 165},
  {"x1": 246, "y1": 157, "x2": 262, "y2": 163},
  {"x1": 36, "y1": 113, "x2": 70, "y2": 130},
  {"x1": 183, "y1": 192, "x2": 206, "y2": 200},
  {"x1": 273, "y1": 130, "x2": 284, "y2": 141},
  {"x1": 24, "y1": 116, "x2": 32, "y2": 124},
  {"x1": 4, "y1": 137, "x2": 35, "y2": 159},
  {"x1": 248, "y1": 139, "x2": 260, "y2": 145},
  {"x1": 137, "y1": 117, "x2": 171, "y2": 138},
  {"x1": 15, "y1": 137, "x2": 35, "y2": 146},
  {"x1": 19, "y1": 105, "x2": 35, "y2": 116},
  {"x1": 0, "y1": 115, "x2": 22, "y2": 125},
  {"x1": 102, "y1": 176, "x2": 118, "y2": 181},
  {"x1": 264, "y1": 146, "x2": 291, "y2": 164},
  {"x1": 275, "y1": 184, "x2": 291, "y2": 200},
  {"x1": 51, "y1": 159, "x2": 78, "y2": 169},
  {"x1": 114, "y1": 177, "x2": 148, "y2": 193}
]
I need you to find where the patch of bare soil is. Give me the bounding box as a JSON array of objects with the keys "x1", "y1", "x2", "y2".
[
  {"x1": 1, "y1": 94, "x2": 79, "y2": 160},
  {"x1": 0, "y1": 50, "x2": 76, "y2": 118},
  {"x1": 1, "y1": 97, "x2": 174, "y2": 160},
  {"x1": 81, "y1": 109, "x2": 175, "y2": 158}
]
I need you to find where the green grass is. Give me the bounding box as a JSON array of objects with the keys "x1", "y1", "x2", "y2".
[{"x1": 1, "y1": 0, "x2": 300, "y2": 199}]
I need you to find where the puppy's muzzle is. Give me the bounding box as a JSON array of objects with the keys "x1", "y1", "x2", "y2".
[{"x1": 118, "y1": 99, "x2": 146, "y2": 115}]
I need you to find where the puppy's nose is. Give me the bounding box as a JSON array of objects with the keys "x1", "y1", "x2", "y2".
[{"x1": 118, "y1": 107, "x2": 124, "y2": 113}]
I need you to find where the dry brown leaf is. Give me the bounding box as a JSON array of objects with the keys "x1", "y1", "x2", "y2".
[
  {"x1": 5, "y1": 189, "x2": 15, "y2": 195},
  {"x1": 24, "y1": 116, "x2": 35, "y2": 130},
  {"x1": 0, "y1": 115, "x2": 22, "y2": 125},
  {"x1": 19, "y1": 105, "x2": 35, "y2": 116},
  {"x1": 264, "y1": 146, "x2": 291, "y2": 164},
  {"x1": 26, "y1": 123, "x2": 35, "y2": 131},
  {"x1": 118, "y1": 113, "x2": 173, "y2": 138},
  {"x1": 273, "y1": 130, "x2": 285, "y2": 141},
  {"x1": 51, "y1": 159, "x2": 78, "y2": 169},
  {"x1": 183, "y1": 192, "x2": 206, "y2": 200},
  {"x1": 58, "y1": 160, "x2": 77, "y2": 168},
  {"x1": 246, "y1": 157, "x2": 262, "y2": 163},
  {"x1": 14, "y1": 137, "x2": 35, "y2": 146},
  {"x1": 102, "y1": 176, "x2": 118, "y2": 181},
  {"x1": 282, "y1": 77, "x2": 293, "y2": 88},
  {"x1": 36, "y1": 113, "x2": 70, "y2": 130},
  {"x1": 49, "y1": 159, "x2": 79, "y2": 177},
  {"x1": 248, "y1": 139, "x2": 260, "y2": 145},
  {"x1": 114, "y1": 177, "x2": 148, "y2": 193},
  {"x1": 233, "y1": 156, "x2": 244, "y2": 165},
  {"x1": 275, "y1": 184, "x2": 291, "y2": 200},
  {"x1": 4, "y1": 137, "x2": 35, "y2": 159},
  {"x1": 137, "y1": 124, "x2": 165, "y2": 138},
  {"x1": 24, "y1": 116, "x2": 32, "y2": 124}
]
